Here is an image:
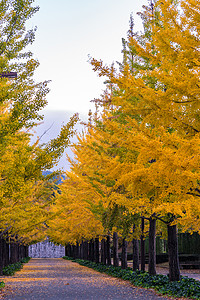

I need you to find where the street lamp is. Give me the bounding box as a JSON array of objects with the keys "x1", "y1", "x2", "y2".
[{"x1": 0, "y1": 72, "x2": 17, "y2": 78}]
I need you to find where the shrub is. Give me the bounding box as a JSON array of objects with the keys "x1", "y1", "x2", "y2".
[{"x1": 3, "y1": 256, "x2": 31, "y2": 276}]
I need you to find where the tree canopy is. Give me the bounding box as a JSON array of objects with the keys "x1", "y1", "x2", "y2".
[
  {"x1": 0, "y1": 0, "x2": 79, "y2": 245},
  {"x1": 48, "y1": 0, "x2": 200, "y2": 249}
]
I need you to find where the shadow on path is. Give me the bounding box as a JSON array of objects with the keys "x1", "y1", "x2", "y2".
[{"x1": 0, "y1": 258, "x2": 173, "y2": 300}]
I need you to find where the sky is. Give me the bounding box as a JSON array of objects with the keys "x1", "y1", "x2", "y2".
[{"x1": 28, "y1": 0, "x2": 147, "y2": 115}]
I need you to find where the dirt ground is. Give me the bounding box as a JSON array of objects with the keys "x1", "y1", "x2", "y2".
[{"x1": 139, "y1": 262, "x2": 200, "y2": 281}]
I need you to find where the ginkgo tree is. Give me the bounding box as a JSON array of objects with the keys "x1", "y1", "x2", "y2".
[
  {"x1": 0, "y1": 0, "x2": 79, "y2": 254},
  {"x1": 47, "y1": 108, "x2": 147, "y2": 268},
  {"x1": 53, "y1": 0, "x2": 200, "y2": 281},
  {"x1": 0, "y1": 105, "x2": 79, "y2": 245},
  {"x1": 88, "y1": 0, "x2": 200, "y2": 281},
  {"x1": 43, "y1": 0, "x2": 200, "y2": 283}
]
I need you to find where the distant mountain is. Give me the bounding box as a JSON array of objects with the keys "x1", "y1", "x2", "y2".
[
  {"x1": 42, "y1": 170, "x2": 66, "y2": 185},
  {"x1": 42, "y1": 171, "x2": 52, "y2": 177},
  {"x1": 31, "y1": 109, "x2": 87, "y2": 172}
]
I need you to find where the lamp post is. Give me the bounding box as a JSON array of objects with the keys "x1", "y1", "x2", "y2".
[{"x1": 0, "y1": 72, "x2": 17, "y2": 78}]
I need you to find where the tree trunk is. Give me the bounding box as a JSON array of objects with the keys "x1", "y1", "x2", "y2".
[
  {"x1": 91, "y1": 239, "x2": 95, "y2": 262},
  {"x1": 141, "y1": 217, "x2": 145, "y2": 271},
  {"x1": 10, "y1": 242, "x2": 18, "y2": 264},
  {"x1": 68, "y1": 244, "x2": 72, "y2": 257},
  {"x1": 22, "y1": 245, "x2": 25, "y2": 259},
  {"x1": 5, "y1": 239, "x2": 9, "y2": 266},
  {"x1": 106, "y1": 235, "x2": 111, "y2": 265},
  {"x1": 65, "y1": 244, "x2": 68, "y2": 257},
  {"x1": 132, "y1": 238, "x2": 139, "y2": 271},
  {"x1": 132, "y1": 224, "x2": 139, "y2": 271},
  {"x1": 25, "y1": 245, "x2": 29, "y2": 258},
  {"x1": 17, "y1": 243, "x2": 20, "y2": 262},
  {"x1": 89, "y1": 240, "x2": 93, "y2": 261},
  {"x1": 76, "y1": 243, "x2": 80, "y2": 259},
  {"x1": 113, "y1": 232, "x2": 119, "y2": 267},
  {"x1": 148, "y1": 217, "x2": 156, "y2": 275},
  {"x1": 80, "y1": 242, "x2": 83, "y2": 259},
  {"x1": 86, "y1": 241, "x2": 89, "y2": 260},
  {"x1": 101, "y1": 239, "x2": 106, "y2": 264},
  {"x1": 88, "y1": 240, "x2": 91, "y2": 261},
  {"x1": 94, "y1": 238, "x2": 99, "y2": 264},
  {"x1": 18, "y1": 245, "x2": 21, "y2": 261},
  {"x1": 2, "y1": 238, "x2": 6, "y2": 268},
  {"x1": 19, "y1": 245, "x2": 22, "y2": 260},
  {"x1": 67, "y1": 244, "x2": 70, "y2": 257},
  {"x1": 18, "y1": 245, "x2": 22, "y2": 261},
  {"x1": 21, "y1": 246, "x2": 25, "y2": 260},
  {"x1": 2, "y1": 238, "x2": 9, "y2": 267},
  {"x1": 121, "y1": 238, "x2": 127, "y2": 269},
  {"x1": 167, "y1": 224, "x2": 180, "y2": 281},
  {"x1": 0, "y1": 238, "x2": 3, "y2": 275},
  {"x1": 83, "y1": 241, "x2": 88, "y2": 260},
  {"x1": 72, "y1": 244, "x2": 76, "y2": 259}
]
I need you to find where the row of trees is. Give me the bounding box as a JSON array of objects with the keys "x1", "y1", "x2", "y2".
[
  {"x1": 48, "y1": 0, "x2": 200, "y2": 282},
  {"x1": 0, "y1": 235, "x2": 29, "y2": 275},
  {"x1": 64, "y1": 234, "x2": 138, "y2": 271},
  {"x1": 0, "y1": 0, "x2": 78, "y2": 263}
]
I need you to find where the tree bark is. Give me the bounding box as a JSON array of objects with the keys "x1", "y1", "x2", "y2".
[
  {"x1": 18, "y1": 244, "x2": 21, "y2": 261},
  {"x1": 89, "y1": 240, "x2": 93, "y2": 261},
  {"x1": 106, "y1": 235, "x2": 111, "y2": 265},
  {"x1": 2, "y1": 238, "x2": 9, "y2": 267},
  {"x1": 19, "y1": 245, "x2": 22, "y2": 260},
  {"x1": 141, "y1": 217, "x2": 145, "y2": 271},
  {"x1": 22, "y1": 245, "x2": 25, "y2": 259},
  {"x1": 5, "y1": 239, "x2": 9, "y2": 265},
  {"x1": 76, "y1": 242, "x2": 80, "y2": 259},
  {"x1": 121, "y1": 238, "x2": 127, "y2": 269},
  {"x1": 68, "y1": 244, "x2": 72, "y2": 257},
  {"x1": 65, "y1": 244, "x2": 69, "y2": 256},
  {"x1": 132, "y1": 224, "x2": 139, "y2": 271},
  {"x1": 113, "y1": 232, "x2": 119, "y2": 267},
  {"x1": 91, "y1": 239, "x2": 95, "y2": 262},
  {"x1": 83, "y1": 241, "x2": 88, "y2": 260},
  {"x1": 0, "y1": 238, "x2": 3, "y2": 275},
  {"x1": 101, "y1": 239, "x2": 106, "y2": 264},
  {"x1": 66, "y1": 244, "x2": 70, "y2": 257},
  {"x1": 167, "y1": 224, "x2": 180, "y2": 281},
  {"x1": 72, "y1": 244, "x2": 76, "y2": 259},
  {"x1": 94, "y1": 238, "x2": 99, "y2": 264},
  {"x1": 25, "y1": 245, "x2": 29, "y2": 258},
  {"x1": 88, "y1": 240, "x2": 91, "y2": 261},
  {"x1": 132, "y1": 238, "x2": 139, "y2": 271},
  {"x1": 10, "y1": 242, "x2": 18, "y2": 264},
  {"x1": 2, "y1": 238, "x2": 6, "y2": 268},
  {"x1": 80, "y1": 242, "x2": 83, "y2": 259},
  {"x1": 17, "y1": 243, "x2": 20, "y2": 261},
  {"x1": 148, "y1": 217, "x2": 156, "y2": 275}
]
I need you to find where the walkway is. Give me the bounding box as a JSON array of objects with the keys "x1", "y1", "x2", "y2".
[
  {"x1": 0, "y1": 258, "x2": 173, "y2": 300},
  {"x1": 156, "y1": 265, "x2": 200, "y2": 282},
  {"x1": 128, "y1": 262, "x2": 200, "y2": 282}
]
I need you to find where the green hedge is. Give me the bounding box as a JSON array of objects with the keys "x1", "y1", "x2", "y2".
[
  {"x1": 63, "y1": 256, "x2": 200, "y2": 299},
  {"x1": 3, "y1": 256, "x2": 31, "y2": 276},
  {"x1": 0, "y1": 281, "x2": 5, "y2": 289}
]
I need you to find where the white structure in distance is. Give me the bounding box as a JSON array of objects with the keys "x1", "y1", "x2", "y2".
[{"x1": 29, "y1": 239, "x2": 65, "y2": 258}]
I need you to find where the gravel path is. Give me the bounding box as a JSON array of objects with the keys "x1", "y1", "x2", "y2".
[
  {"x1": 0, "y1": 258, "x2": 173, "y2": 300},
  {"x1": 156, "y1": 265, "x2": 200, "y2": 282}
]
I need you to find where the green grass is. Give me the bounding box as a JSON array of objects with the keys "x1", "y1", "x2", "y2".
[
  {"x1": 63, "y1": 256, "x2": 200, "y2": 299},
  {"x1": 3, "y1": 256, "x2": 31, "y2": 276}
]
